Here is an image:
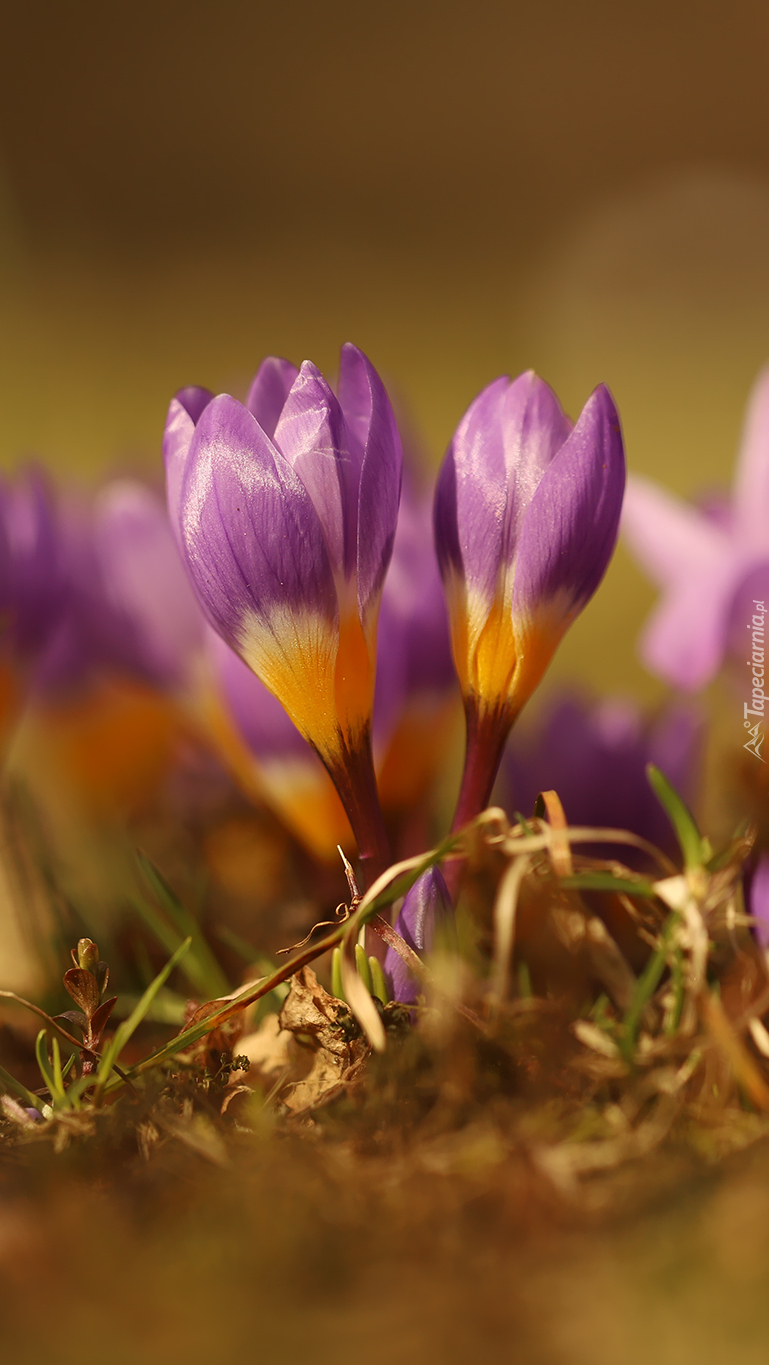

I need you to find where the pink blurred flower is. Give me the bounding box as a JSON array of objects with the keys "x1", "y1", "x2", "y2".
[{"x1": 623, "y1": 366, "x2": 769, "y2": 690}]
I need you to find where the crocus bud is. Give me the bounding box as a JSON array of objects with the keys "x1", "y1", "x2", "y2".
[
  {"x1": 77, "y1": 938, "x2": 100, "y2": 974},
  {"x1": 384, "y1": 866, "x2": 453, "y2": 1005},
  {"x1": 434, "y1": 371, "x2": 625, "y2": 834},
  {"x1": 164, "y1": 346, "x2": 402, "y2": 885}
]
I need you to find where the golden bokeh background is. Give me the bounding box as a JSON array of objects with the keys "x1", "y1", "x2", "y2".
[{"x1": 2, "y1": 0, "x2": 769, "y2": 697}]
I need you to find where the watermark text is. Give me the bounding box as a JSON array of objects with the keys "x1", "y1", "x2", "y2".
[{"x1": 744, "y1": 598, "x2": 766, "y2": 761}]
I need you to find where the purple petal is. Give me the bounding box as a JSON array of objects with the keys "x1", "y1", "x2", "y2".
[
  {"x1": 725, "y1": 562, "x2": 769, "y2": 668},
  {"x1": 179, "y1": 394, "x2": 339, "y2": 737},
  {"x1": 622, "y1": 475, "x2": 729, "y2": 587},
  {"x1": 0, "y1": 498, "x2": 11, "y2": 617},
  {"x1": 374, "y1": 486, "x2": 455, "y2": 749},
  {"x1": 503, "y1": 692, "x2": 607, "y2": 827},
  {"x1": 1, "y1": 467, "x2": 66, "y2": 658},
  {"x1": 498, "y1": 371, "x2": 572, "y2": 564},
  {"x1": 245, "y1": 357, "x2": 299, "y2": 440},
  {"x1": 622, "y1": 473, "x2": 737, "y2": 688},
  {"x1": 512, "y1": 385, "x2": 626, "y2": 626},
  {"x1": 647, "y1": 702, "x2": 705, "y2": 802},
  {"x1": 434, "y1": 376, "x2": 509, "y2": 608},
  {"x1": 177, "y1": 385, "x2": 215, "y2": 425},
  {"x1": 163, "y1": 386, "x2": 214, "y2": 550},
  {"x1": 639, "y1": 563, "x2": 738, "y2": 690},
  {"x1": 94, "y1": 481, "x2": 204, "y2": 689},
  {"x1": 337, "y1": 343, "x2": 403, "y2": 621},
  {"x1": 696, "y1": 490, "x2": 733, "y2": 533},
  {"x1": 384, "y1": 866, "x2": 453, "y2": 1005},
  {"x1": 502, "y1": 690, "x2": 704, "y2": 862},
  {"x1": 30, "y1": 493, "x2": 152, "y2": 694},
  {"x1": 732, "y1": 366, "x2": 769, "y2": 553},
  {"x1": 371, "y1": 605, "x2": 409, "y2": 757},
  {"x1": 272, "y1": 361, "x2": 355, "y2": 578}
]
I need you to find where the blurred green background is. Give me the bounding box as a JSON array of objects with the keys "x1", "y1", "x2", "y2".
[{"x1": 2, "y1": 0, "x2": 769, "y2": 697}]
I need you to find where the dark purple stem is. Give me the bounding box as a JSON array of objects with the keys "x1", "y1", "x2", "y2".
[
  {"x1": 444, "y1": 698, "x2": 515, "y2": 898},
  {"x1": 323, "y1": 726, "x2": 391, "y2": 892}
]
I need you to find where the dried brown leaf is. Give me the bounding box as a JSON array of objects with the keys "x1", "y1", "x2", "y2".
[
  {"x1": 63, "y1": 968, "x2": 100, "y2": 1017},
  {"x1": 279, "y1": 968, "x2": 368, "y2": 1114}
]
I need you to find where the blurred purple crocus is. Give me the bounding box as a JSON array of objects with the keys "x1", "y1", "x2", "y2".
[
  {"x1": 31, "y1": 480, "x2": 205, "y2": 699},
  {"x1": 92, "y1": 480, "x2": 206, "y2": 692},
  {"x1": 0, "y1": 468, "x2": 66, "y2": 662},
  {"x1": 384, "y1": 865, "x2": 453, "y2": 1005},
  {"x1": 373, "y1": 481, "x2": 458, "y2": 819},
  {"x1": 164, "y1": 346, "x2": 403, "y2": 884},
  {"x1": 501, "y1": 691, "x2": 704, "y2": 865},
  {"x1": 433, "y1": 371, "x2": 626, "y2": 838},
  {"x1": 622, "y1": 365, "x2": 769, "y2": 690},
  {"x1": 0, "y1": 468, "x2": 68, "y2": 740}
]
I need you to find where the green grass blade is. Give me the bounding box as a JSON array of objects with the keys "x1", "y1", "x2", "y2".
[
  {"x1": 94, "y1": 937, "x2": 191, "y2": 1097},
  {"x1": 559, "y1": 873, "x2": 658, "y2": 897},
  {"x1": 34, "y1": 1029, "x2": 60, "y2": 1101},
  {"x1": 107, "y1": 830, "x2": 468, "y2": 1092},
  {"x1": 360, "y1": 831, "x2": 464, "y2": 923},
  {"x1": 135, "y1": 853, "x2": 230, "y2": 999},
  {"x1": 647, "y1": 764, "x2": 704, "y2": 870},
  {"x1": 114, "y1": 988, "x2": 189, "y2": 1026},
  {"x1": 51, "y1": 1036, "x2": 64, "y2": 1098},
  {"x1": 0, "y1": 1059, "x2": 47, "y2": 1113},
  {"x1": 214, "y1": 925, "x2": 260, "y2": 963},
  {"x1": 620, "y1": 914, "x2": 679, "y2": 1061}
]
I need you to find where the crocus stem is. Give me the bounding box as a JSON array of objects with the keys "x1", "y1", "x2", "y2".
[
  {"x1": 444, "y1": 700, "x2": 515, "y2": 899},
  {"x1": 324, "y1": 729, "x2": 391, "y2": 891}
]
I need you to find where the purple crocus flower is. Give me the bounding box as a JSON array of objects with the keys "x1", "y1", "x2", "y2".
[
  {"x1": 91, "y1": 480, "x2": 205, "y2": 692},
  {"x1": 622, "y1": 365, "x2": 769, "y2": 690},
  {"x1": 207, "y1": 626, "x2": 353, "y2": 860},
  {"x1": 384, "y1": 865, "x2": 453, "y2": 1005},
  {"x1": 433, "y1": 371, "x2": 626, "y2": 839},
  {"x1": 208, "y1": 478, "x2": 455, "y2": 858},
  {"x1": 0, "y1": 467, "x2": 66, "y2": 661},
  {"x1": 501, "y1": 691, "x2": 704, "y2": 864},
  {"x1": 31, "y1": 481, "x2": 204, "y2": 699},
  {"x1": 0, "y1": 468, "x2": 71, "y2": 744},
  {"x1": 164, "y1": 347, "x2": 402, "y2": 885},
  {"x1": 374, "y1": 480, "x2": 455, "y2": 740}
]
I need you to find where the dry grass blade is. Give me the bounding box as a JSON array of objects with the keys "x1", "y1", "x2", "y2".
[
  {"x1": 500, "y1": 823, "x2": 677, "y2": 873},
  {"x1": 538, "y1": 789, "x2": 573, "y2": 876},
  {"x1": 489, "y1": 854, "x2": 532, "y2": 1011},
  {"x1": 0, "y1": 990, "x2": 95, "y2": 1053},
  {"x1": 700, "y1": 993, "x2": 769, "y2": 1112}
]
